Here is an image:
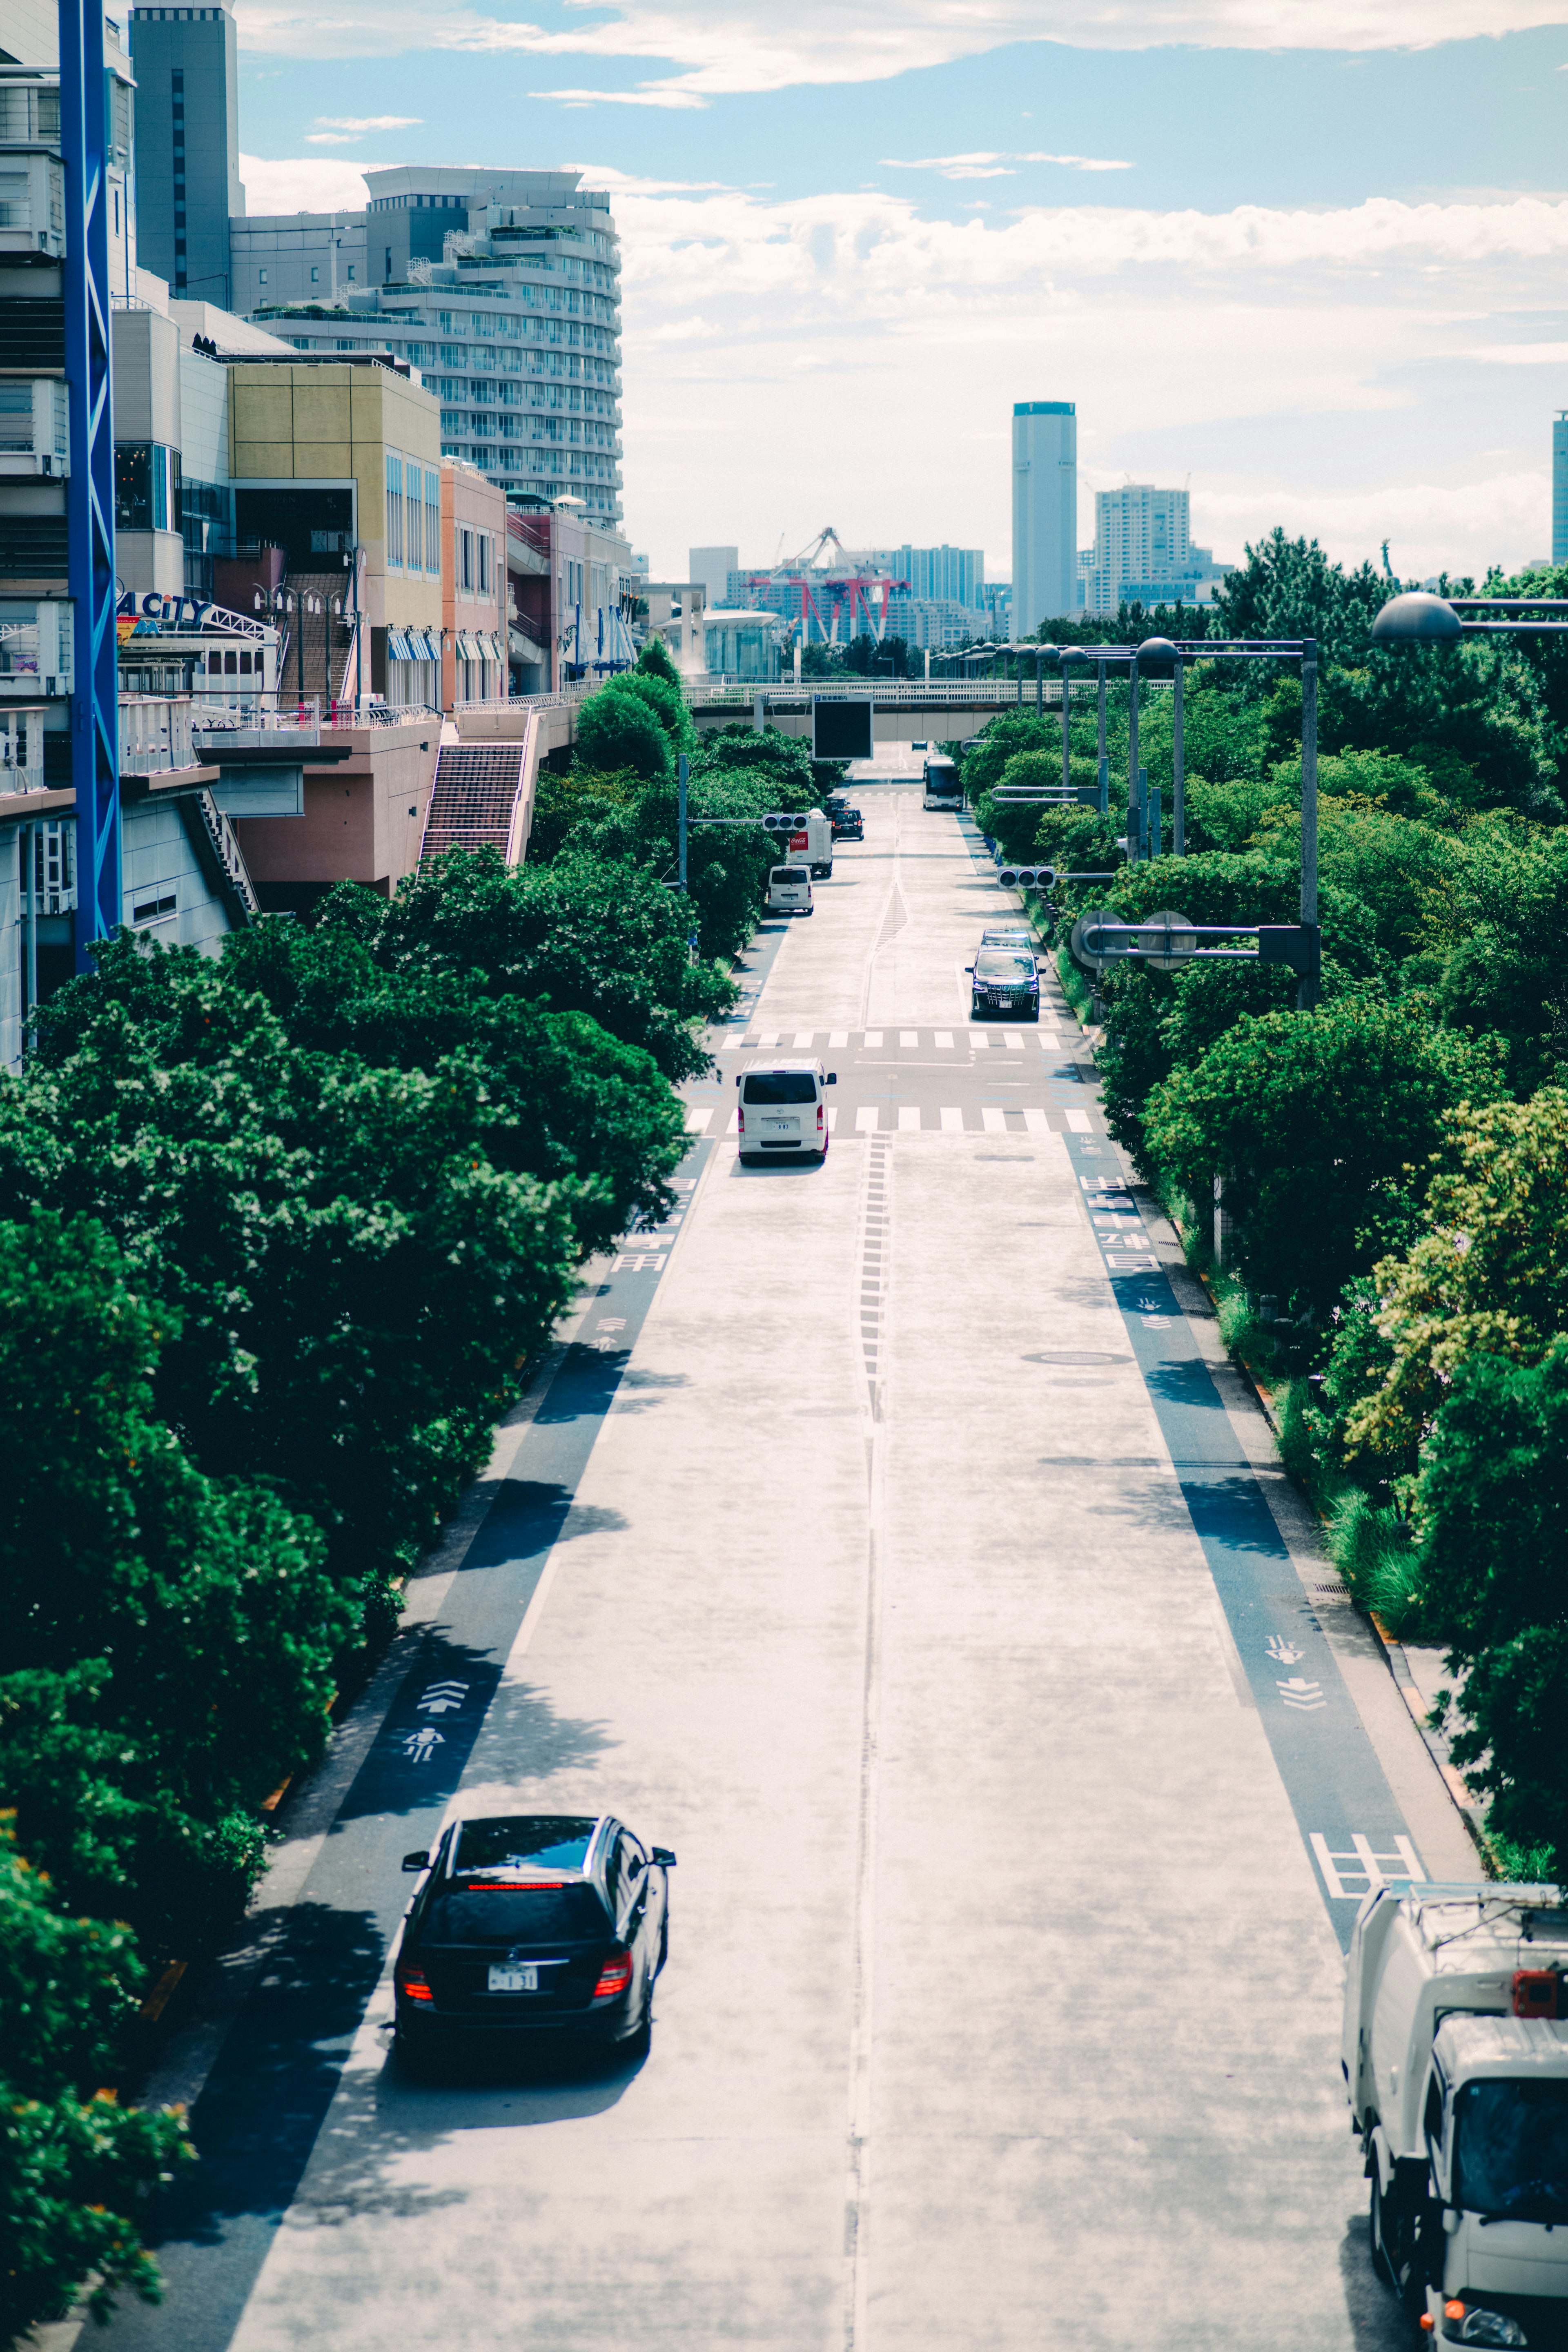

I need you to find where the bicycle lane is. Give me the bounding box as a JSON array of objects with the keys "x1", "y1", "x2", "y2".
[
  {"x1": 1062, "y1": 1129, "x2": 1427, "y2": 1953},
  {"x1": 97, "y1": 1145, "x2": 717, "y2": 2352}
]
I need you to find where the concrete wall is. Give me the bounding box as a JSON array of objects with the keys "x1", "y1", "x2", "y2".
[
  {"x1": 122, "y1": 792, "x2": 237, "y2": 950},
  {"x1": 231, "y1": 720, "x2": 438, "y2": 906},
  {"x1": 442, "y1": 460, "x2": 508, "y2": 708}
]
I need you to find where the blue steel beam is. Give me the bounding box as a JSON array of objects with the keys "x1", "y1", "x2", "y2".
[{"x1": 60, "y1": 0, "x2": 119, "y2": 969}]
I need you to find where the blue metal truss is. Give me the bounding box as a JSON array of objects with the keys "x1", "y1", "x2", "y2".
[{"x1": 60, "y1": 0, "x2": 119, "y2": 970}]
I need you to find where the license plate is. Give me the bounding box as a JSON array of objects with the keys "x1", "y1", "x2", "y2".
[
  {"x1": 763, "y1": 1119, "x2": 797, "y2": 1133},
  {"x1": 487, "y1": 1964, "x2": 538, "y2": 1992}
]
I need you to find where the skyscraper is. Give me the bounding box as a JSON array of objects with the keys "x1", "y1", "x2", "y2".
[
  {"x1": 1555, "y1": 412, "x2": 1568, "y2": 566},
  {"x1": 1011, "y1": 401, "x2": 1076, "y2": 639},
  {"x1": 129, "y1": 0, "x2": 244, "y2": 306}
]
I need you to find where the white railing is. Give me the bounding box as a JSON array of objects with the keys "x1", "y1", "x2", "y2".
[
  {"x1": 0, "y1": 706, "x2": 46, "y2": 794},
  {"x1": 119, "y1": 694, "x2": 195, "y2": 776},
  {"x1": 688, "y1": 677, "x2": 1065, "y2": 704},
  {"x1": 190, "y1": 695, "x2": 320, "y2": 734},
  {"x1": 193, "y1": 790, "x2": 262, "y2": 918}
]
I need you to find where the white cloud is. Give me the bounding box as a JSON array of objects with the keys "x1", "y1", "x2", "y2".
[
  {"x1": 597, "y1": 179, "x2": 1568, "y2": 579},
  {"x1": 238, "y1": 151, "x2": 376, "y2": 210},
  {"x1": 537, "y1": 85, "x2": 709, "y2": 108},
  {"x1": 231, "y1": 0, "x2": 1568, "y2": 84},
  {"x1": 1466, "y1": 340, "x2": 1568, "y2": 362},
  {"x1": 881, "y1": 150, "x2": 1134, "y2": 177},
  {"x1": 312, "y1": 113, "x2": 422, "y2": 131}
]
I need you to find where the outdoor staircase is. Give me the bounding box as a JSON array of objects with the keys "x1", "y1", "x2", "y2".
[{"x1": 417, "y1": 740, "x2": 529, "y2": 873}]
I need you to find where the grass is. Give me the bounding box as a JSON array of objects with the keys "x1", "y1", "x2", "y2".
[{"x1": 1053, "y1": 942, "x2": 1094, "y2": 1025}]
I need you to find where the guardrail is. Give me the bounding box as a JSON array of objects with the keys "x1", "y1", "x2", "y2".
[{"x1": 120, "y1": 694, "x2": 196, "y2": 776}]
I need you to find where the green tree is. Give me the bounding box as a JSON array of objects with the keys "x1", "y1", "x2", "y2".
[
  {"x1": 635, "y1": 635, "x2": 681, "y2": 688},
  {"x1": 1140, "y1": 995, "x2": 1507, "y2": 1315},
  {"x1": 575, "y1": 678, "x2": 674, "y2": 784},
  {"x1": 526, "y1": 766, "x2": 638, "y2": 864},
  {"x1": 0, "y1": 1817, "x2": 194, "y2": 2343}
]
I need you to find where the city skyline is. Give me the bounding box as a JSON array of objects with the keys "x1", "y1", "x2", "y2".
[{"x1": 221, "y1": 3, "x2": 1568, "y2": 587}]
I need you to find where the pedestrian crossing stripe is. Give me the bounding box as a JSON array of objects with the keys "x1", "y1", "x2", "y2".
[
  {"x1": 717, "y1": 1029, "x2": 1078, "y2": 1053},
  {"x1": 678, "y1": 1105, "x2": 1102, "y2": 1137}
]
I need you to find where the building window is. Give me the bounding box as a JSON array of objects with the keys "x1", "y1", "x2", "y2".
[
  {"x1": 385, "y1": 451, "x2": 403, "y2": 567},
  {"x1": 346, "y1": 263, "x2": 355, "y2": 281},
  {"x1": 425, "y1": 471, "x2": 440, "y2": 576},
  {"x1": 460, "y1": 527, "x2": 474, "y2": 594},
  {"x1": 477, "y1": 533, "x2": 491, "y2": 595},
  {"x1": 258, "y1": 268, "x2": 268, "y2": 285},
  {"x1": 310, "y1": 265, "x2": 319, "y2": 283},
  {"x1": 406, "y1": 474, "x2": 421, "y2": 572}
]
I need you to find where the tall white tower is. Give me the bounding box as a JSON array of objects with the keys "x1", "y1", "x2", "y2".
[{"x1": 1011, "y1": 401, "x2": 1077, "y2": 639}]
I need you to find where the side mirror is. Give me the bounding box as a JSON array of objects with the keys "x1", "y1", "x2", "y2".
[
  {"x1": 826, "y1": 1072, "x2": 837, "y2": 1085},
  {"x1": 402, "y1": 1850, "x2": 430, "y2": 1872},
  {"x1": 964, "y1": 965, "x2": 974, "y2": 974},
  {"x1": 650, "y1": 1846, "x2": 678, "y2": 1869},
  {"x1": 735, "y1": 1073, "x2": 741, "y2": 1086}
]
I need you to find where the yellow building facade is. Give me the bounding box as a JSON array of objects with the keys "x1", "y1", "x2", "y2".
[{"x1": 228, "y1": 358, "x2": 443, "y2": 706}]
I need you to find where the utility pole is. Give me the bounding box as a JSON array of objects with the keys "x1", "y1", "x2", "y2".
[
  {"x1": 1126, "y1": 649, "x2": 1141, "y2": 864},
  {"x1": 1096, "y1": 658, "x2": 1109, "y2": 817},
  {"x1": 1172, "y1": 657, "x2": 1185, "y2": 856},
  {"x1": 1299, "y1": 637, "x2": 1319, "y2": 1010},
  {"x1": 678, "y1": 752, "x2": 688, "y2": 892}
]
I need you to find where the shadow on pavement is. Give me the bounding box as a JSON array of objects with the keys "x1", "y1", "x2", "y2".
[{"x1": 1339, "y1": 2214, "x2": 1419, "y2": 2349}]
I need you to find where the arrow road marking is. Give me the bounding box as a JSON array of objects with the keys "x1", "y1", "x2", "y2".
[{"x1": 1276, "y1": 1676, "x2": 1326, "y2": 1711}]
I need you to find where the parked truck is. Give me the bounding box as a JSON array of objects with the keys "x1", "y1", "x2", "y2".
[{"x1": 1344, "y1": 1881, "x2": 1568, "y2": 2344}]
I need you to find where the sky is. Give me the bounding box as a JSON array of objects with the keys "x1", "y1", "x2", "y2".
[{"x1": 227, "y1": 0, "x2": 1568, "y2": 585}]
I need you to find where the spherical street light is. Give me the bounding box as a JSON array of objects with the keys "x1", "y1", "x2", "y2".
[{"x1": 1370, "y1": 592, "x2": 1463, "y2": 645}]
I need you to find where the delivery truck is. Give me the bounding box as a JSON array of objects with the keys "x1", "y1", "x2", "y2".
[{"x1": 1343, "y1": 1880, "x2": 1568, "y2": 2343}]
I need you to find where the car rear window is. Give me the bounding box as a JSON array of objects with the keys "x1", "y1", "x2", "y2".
[
  {"x1": 425, "y1": 1883, "x2": 609, "y2": 1943},
  {"x1": 772, "y1": 867, "x2": 808, "y2": 883},
  {"x1": 744, "y1": 1072, "x2": 817, "y2": 1104}
]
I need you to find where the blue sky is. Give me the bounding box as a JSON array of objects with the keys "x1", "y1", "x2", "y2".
[{"x1": 231, "y1": 1, "x2": 1568, "y2": 581}]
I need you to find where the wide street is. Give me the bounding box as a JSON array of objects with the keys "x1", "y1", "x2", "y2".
[{"x1": 91, "y1": 780, "x2": 1478, "y2": 2352}]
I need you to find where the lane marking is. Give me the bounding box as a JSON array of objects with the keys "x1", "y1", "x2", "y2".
[
  {"x1": 683, "y1": 1106, "x2": 713, "y2": 1135},
  {"x1": 1004, "y1": 1029, "x2": 1025, "y2": 1049},
  {"x1": 897, "y1": 1107, "x2": 920, "y2": 1132},
  {"x1": 940, "y1": 1107, "x2": 964, "y2": 1133},
  {"x1": 827, "y1": 1107, "x2": 839, "y2": 1133},
  {"x1": 855, "y1": 1105, "x2": 880, "y2": 1134},
  {"x1": 1066, "y1": 1108, "x2": 1091, "y2": 1132},
  {"x1": 982, "y1": 1107, "x2": 1007, "y2": 1133},
  {"x1": 794, "y1": 1030, "x2": 815, "y2": 1046},
  {"x1": 830, "y1": 1029, "x2": 849, "y2": 1047},
  {"x1": 934, "y1": 1030, "x2": 953, "y2": 1049},
  {"x1": 899, "y1": 1030, "x2": 918, "y2": 1047},
  {"x1": 864, "y1": 1030, "x2": 884, "y2": 1047},
  {"x1": 1022, "y1": 1107, "x2": 1049, "y2": 1134}
]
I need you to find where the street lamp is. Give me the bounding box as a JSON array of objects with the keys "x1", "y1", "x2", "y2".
[{"x1": 1371, "y1": 589, "x2": 1568, "y2": 641}]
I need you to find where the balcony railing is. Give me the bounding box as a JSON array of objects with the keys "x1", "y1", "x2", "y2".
[
  {"x1": 0, "y1": 705, "x2": 46, "y2": 793},
  {"x1": 120, "y1": 694, "x2": 196, "y2": 775}
]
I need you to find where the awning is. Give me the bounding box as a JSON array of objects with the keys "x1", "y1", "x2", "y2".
[
  {"x1": 414, "y1": 629, "x2": 440, "y2": 662},
  {"x1": 457, "y1": 633, "x2": 479, "y2": 660},
  {"x1": 483, "y1": 632, "x2": 503, "y2": 662},
  {"x1": 388, "y1": 628, "x2": 413, "y2": 663}
]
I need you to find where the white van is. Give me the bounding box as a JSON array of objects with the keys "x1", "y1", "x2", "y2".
[
  {"x1": 767, "y1": 864, "x2": 813, "y2": 916},
  {"x1": 736, "y1": 1058, "x2": 837, "y2": 1164}
]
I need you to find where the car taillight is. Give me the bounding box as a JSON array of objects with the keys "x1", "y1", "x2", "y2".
[
  {"x1": 816, "y1": 1105, "x2": 823, "y2": 1127},
  {"x1": 737, "y1": 1108, "x2": 744, "y2": 1129},
  {"x1": 398, "y1": 1967, "x2": 434, "y2": 2004},
  {"x1": 592, "y1": 1950, "x2": 633, "y2": 1999}
]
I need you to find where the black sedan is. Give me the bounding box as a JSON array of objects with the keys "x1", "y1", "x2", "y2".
[
  {"x1": 831, "y1": 805, "x2": 864, "y2": 840},
  {"x1": 394, "y1": 1811, "x2": 674, "y2": 2058}
]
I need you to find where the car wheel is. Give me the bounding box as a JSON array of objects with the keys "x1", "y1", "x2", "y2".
[{"x1": 624, "y1": 1983, "x2": 653, "y2": 2059}]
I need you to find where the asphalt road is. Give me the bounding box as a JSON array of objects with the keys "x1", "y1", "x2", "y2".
[{"x1": 86, "y1": 782, "x2": 1480, "y2": 2352}]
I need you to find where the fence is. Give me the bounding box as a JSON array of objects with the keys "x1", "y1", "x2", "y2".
[{"x1": 119, "y1": 694, "x2": 196, "y2": 776}]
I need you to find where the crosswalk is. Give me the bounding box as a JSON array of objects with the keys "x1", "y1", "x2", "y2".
[
  {"x1": 682, "y1": 1103, "x2": 1097, "y2": 1138},
  {"x1": 717, "y1": 1028, "x2": 1073, "y2": 1054}
]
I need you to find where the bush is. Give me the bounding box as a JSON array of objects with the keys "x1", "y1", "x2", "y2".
[
  {"x1": 575, "y1": 678, "x2": 675, "y2": 784},
  {"x1": 1140, "y1": 994, "x2": 1507, "y2": 1317}
]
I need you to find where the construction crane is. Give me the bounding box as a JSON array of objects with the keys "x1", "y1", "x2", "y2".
[{"x1": 735, "y1": 526, "x2": 911, "y2": 647}]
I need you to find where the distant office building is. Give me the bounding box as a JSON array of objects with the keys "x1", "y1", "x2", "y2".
[
  {"x1": 1080, "y1": 483, "x2": 1225, "y2": 615},
  {"x1": 129, "y1": 0, "x2": 244, "y2": 306},
  {"x1": 1555, "y1": 413, "x2": 1568, "y2": 566},
  {"x1": 1011, "y1": 401, "x2": 1076, "y2": 638},
  {"x1": 881, "y1": 594, "x2": 981, "y2": 651},
  {"x1": 866, "y1": 544, "x2": 985, "y2": 608},
  {"x1": 235, "y1": 166, "x2": 624, "y2": 531},
  {"x1": 688, "y1": 544, "x2": 737, "y2": 604}
]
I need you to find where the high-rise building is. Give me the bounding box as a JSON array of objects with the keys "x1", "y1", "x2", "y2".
[
  {"x1": 1080, "y1": 483, "x2": 1225, "y2": 614},
  {"x1": 688, "y1": 545, "x2": 737, "y2": 604},
  {"x1": 866, "y1": 544, "x2": 986, "y2": 608},
  {"x1": 1554, "y1": 412, "x2": 1568, "y2": 567},
  {"x1": 1011, "y1": 401, "x2": 1076, "y2": 639},
  {"x1": 129, "y1": 0, "x2": 244, "y2": 307},
  {"x1": 233, "y1": 166, "x2": 624, "y2": 532}
]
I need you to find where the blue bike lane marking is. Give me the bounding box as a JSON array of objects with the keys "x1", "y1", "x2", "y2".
[
  {"x1": 1062, "y1": 1130, "x2": 1425, "y2": 1950},
  {"x1": 100, "y1": 1141, "x2": 716, "y2": 2352}
]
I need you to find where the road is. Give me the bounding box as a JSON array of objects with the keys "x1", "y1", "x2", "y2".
[{"x1": 91, "y1": 782, "x2": 1477, "y2": 2352}]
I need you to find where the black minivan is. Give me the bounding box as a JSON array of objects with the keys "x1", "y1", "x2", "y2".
[{"x1": 394, "y1": 1812, "x2": 675, "y2": 2060}]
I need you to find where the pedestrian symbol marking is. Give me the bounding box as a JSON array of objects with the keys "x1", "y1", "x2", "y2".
[
  {"x1": 402, "y1": 1727, "x2": 445, "y2": 1763},
  {"x1": 1265, "y1": 1637, "x2": 1304, "y2": 1666},
  {"x1": 1309, "y1": 1832, "x2": 1425, "y2": 1902}
]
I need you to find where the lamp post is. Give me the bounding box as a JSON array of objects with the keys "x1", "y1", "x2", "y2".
[{"x1": 1371, "y1": 589, "x2": 1568, "y2": 642}]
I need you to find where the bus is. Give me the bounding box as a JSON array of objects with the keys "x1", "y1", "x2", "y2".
[{"x1": 922, "y1": 755, "x2": 963, "y2": 811}]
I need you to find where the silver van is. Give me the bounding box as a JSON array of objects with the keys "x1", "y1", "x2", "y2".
[
  {"x1": 735, "y1": 1058, "x2": 837, "y2": 1164},
  {"x1": 767, "y1": 864, "x2": 813, "y2": 916}
]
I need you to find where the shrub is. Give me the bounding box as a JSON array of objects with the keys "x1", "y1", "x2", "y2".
[{"x1": 575, "y1": 678, "x2": 674, "y2": 784}]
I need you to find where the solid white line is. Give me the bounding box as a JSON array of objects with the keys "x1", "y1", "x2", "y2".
[
  {"x1": 934, "y1": 1030, "x2": 953, "y2": 1049},
  {"x1": 940, "y1": 1107, "x2": 964, "y2": 1133},
  {"x1": 1066, "y1": 1107, "x2": 1091, "y2": 1133},
  {"x1": 898, "y1": 1106, "x2": 920, "y2": 1131},
  {"x1": 982, "y1": 1106, "x2": 1007, "y2": 1133},
  {"x1": 855, "y1": 1105, "x2": 880, "y2": 1133},
  {"x1": 1023, "y1": 1107, "x2": 1049, "y2": 1134}
]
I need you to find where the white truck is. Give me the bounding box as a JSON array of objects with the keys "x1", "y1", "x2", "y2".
[
  {"x1": 1344, "y1": 1881, "x2": 1568, "y2": 2345},
  {"x1": 791, "y1": 811, "x2": 833, "y2": 880}
]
